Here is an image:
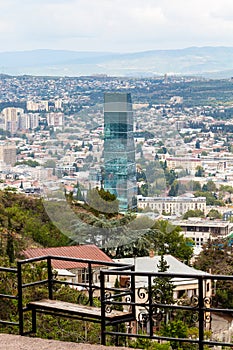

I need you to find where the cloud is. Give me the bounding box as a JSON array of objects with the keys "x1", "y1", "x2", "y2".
[{"x1": 0, "y1": 0, "x2": 233, "y2": 52}]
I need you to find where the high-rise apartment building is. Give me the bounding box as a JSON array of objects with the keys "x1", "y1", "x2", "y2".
[
  {"x1": 0, "y1": 142, "x2": 16, "y2": 166},
  {"x1": 47, "y1": 112, "x2": 64, "y2": 128},
  {"x1": 104, "y1": 93, "x2": 137, "y2": 211},
  {"x1": 2, "y1": 107, "x2": 24, "y2": 134},
  {"x1": 18, "y1": 113, "x2": 39, "y2": 130},
  {"x1": 27, "y1": 100, "x2": 49, "y2": 112}
]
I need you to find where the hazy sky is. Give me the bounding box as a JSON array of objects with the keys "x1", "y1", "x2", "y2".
[{"x1": 2, "y1": 0, "x2": 233, "y2": 52}]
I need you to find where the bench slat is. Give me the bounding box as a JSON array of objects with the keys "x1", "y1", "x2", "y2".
[{"x1": 28, "y1": 299, "x2": 131, "y2": 321}]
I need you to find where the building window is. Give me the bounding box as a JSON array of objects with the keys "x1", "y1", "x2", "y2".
[
  {"x1": 177, "y1": 290, "x2": 186, "y2": 298},
  {"x1": 81, "y1": 268, "x2": 89, "y2": 283}
]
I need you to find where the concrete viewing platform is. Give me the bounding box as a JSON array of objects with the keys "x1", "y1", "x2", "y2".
[{"x1": 0, "y1": 334, "x2": 138, "y2": 350}]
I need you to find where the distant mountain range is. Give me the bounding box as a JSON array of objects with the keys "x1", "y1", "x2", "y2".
[{"x1": 1, "y1": 46, "x2": 233, "y2": 77}]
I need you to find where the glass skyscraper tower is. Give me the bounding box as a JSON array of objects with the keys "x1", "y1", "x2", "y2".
[{"x1": 104, "y1": 93, "x2": 137, "y2": 211}]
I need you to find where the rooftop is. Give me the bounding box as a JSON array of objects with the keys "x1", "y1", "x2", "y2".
[{"x1": 22, "y1": 244, "x2": 113, "y2": 269}]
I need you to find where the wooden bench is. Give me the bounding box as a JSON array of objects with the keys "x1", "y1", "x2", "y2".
[{"x1": 27, "y1": 299, "x2": 134, "y2": 334}]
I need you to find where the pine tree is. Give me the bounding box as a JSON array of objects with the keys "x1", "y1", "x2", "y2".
[
  {"x1": 152, "y1": 255, "x2": 174, "y2": 326},
  {"x1": 152, "y1": 255, "x2": 174, "y2": 305}
]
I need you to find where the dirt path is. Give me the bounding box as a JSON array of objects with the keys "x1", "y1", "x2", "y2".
[{"x1": 0, "y1": 334, "x2": 138, "y2": 350}]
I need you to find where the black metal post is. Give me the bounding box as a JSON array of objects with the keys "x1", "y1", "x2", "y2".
[
  {"x1": 148, "y1": 276, "x2": 153, "y2": 337},
  {"x1": 100, "y1": 270, "x2": 106, "y2": 345},
  {"x1": 47, "y1": 257, "x2": 53, "y2": 300},
  {"x1": 32, "y1": 309, "x2": 37, "y2": 334},
  {"x1": 17, "y1": 261, "x2": 23, "y2": 335},
  {"x1": 88, "y1": 262, "x2": 93, "y2": 306},
  {"x1": 198, "y1": 276, "x2": 204, "y2": 350},
  {"x1": 130, "y1": 265, "x2": 136, "y2": 320}
]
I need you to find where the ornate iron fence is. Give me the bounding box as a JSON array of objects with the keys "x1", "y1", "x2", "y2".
[
  {"x1": 100, "y1": 269, "x2": 233, "y2": 349},
  {"x1": 1, "y1": 256, "x2": 233, "y2": 349}
]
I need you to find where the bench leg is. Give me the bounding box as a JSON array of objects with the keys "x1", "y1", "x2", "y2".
[{"x1": 32, "y1": 309, "x2": 37, "y2": 334}]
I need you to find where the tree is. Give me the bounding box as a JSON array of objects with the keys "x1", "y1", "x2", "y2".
[
  {"x1": 183, "y1": 209, "x2": 205, "y2": 219},
  {"x1": 207, "y1": 209, "x2": 222, "y2": 219},
  {"x1": 86, "y1": 188, "x2": 119, "y2": 215},
  {"x1": 192, "y1": 181, "x2": 201, "y2": 192},
  {"x1": 194, "y1": 239, "x2": 233, "y2": 308},
  {"x1": 201, "y1": 151, "x2": 208, "y2": 156},
  {"x1": 195, "y1": 139, "x2": 200, "y2": 149},
  {"x1": 152, "y1": 254, "x2": 174, "y2": 305},
  {"x1": 15, "y1": 159, "x2": 40, "y2": 167},
  {"x1": 195, "y1": 166, "x2": 204, "y2": 177},
  {"x1": 220, "y1": 184, "x2": 233, "y2": 194},
  {"x1": 168, "y1": 180, "x2": 179, "y2": 197},
  {"x1": 138, "y1": 183, "x2": 148, "y2": 197},
  {"x1": 114, "y1": 230, "x2": 152, "y2": 259},
  {"x1": 148, "y1": 220, "x2": 193, "y2": 263},
  {"x1": 159, "y1": 320, "x2": 188, "y2": 349},
  {"x1": 194, "y1": 191, "x2": 225, "y2": 206},
  {"x1": 6, "y1": 217, "x2": 15, "y2": 264},
  {"x1": 43, "y1": 159, "x2": 56, "y2": 168},
  {"x1": 73, "y1": 182, "x2": 84, "y2": 201},
  {"x1": 151, "y1": 255, "x2": 175, "y2": 333},
  {"x1": 202, "y1": 180, "x2": 216, "y2": 192}
]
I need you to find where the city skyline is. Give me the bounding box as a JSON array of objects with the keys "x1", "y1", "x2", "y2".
[{"x1": 1, "y1": 0, "x2": 233, "y2": 53}]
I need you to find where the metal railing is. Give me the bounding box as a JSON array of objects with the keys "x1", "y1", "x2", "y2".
[
  {"x1": 0, "y1": 266, "x2": 19, "y2": 328},
  {"x1": 1, "y1": 256, "x2": 233, "y2": 349},
  {"x1": 100, "y1": 268, "x2": 233, "y2": 349},
  {"x1": 16, "y1": 255, "x2": 134, "y2": 335}
]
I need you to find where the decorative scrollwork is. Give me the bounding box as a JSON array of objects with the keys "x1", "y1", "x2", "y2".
[
  {"x1": 151, "y1": 306, "x2": 164, "y2": 322},
  {"x1": 151, "y1": 288, "x2": 163, "y2": 303},
  {"x1": 77, "y1": 288, "x2": 90, "y2": 305},
  {"x1": 204, "y1": 296, "x2": 211, "y2": 307},
  {"x1": 104, "y1": 292, "x2": 112, "y2": 300},
  {"x1": 205, "y1": 313, "x2": 212, "y2": 324},
  {"x1": 103, "y1": 292, "x2": 113, "y2": 313},
  {"x1": 138, "y1": 311, "x2": 149, "y2": 326},
  {"x1": 125, "y1": 295, "x2": 132, "y2": 303},
  {"x1": 138, "y1": 287, "x2": 149, "y2": 302},
  {"x1": 176, "y1": 294, "x2": 199, "y2": 307},
  {"x1": 191, "y1": 295, "x2": 199, "y2": 307},
  {"x1": 105, "y1": 304, "x2": 112, "y2": 313}
]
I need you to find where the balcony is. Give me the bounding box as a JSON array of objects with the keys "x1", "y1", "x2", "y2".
[{"x1": 0, "y1": 256, "x2": 233, "y2": 349}]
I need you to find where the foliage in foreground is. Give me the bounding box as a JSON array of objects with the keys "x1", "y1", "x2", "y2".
[{"x1": 0, "y1": 190, "x2": 70, "y2": 261}]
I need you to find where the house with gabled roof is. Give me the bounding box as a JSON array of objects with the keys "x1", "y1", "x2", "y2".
[{"x1": 22, "y1": 244, "x2": 113, "y2": 286}]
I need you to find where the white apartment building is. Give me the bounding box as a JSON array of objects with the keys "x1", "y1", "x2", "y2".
[
  {"x1": 27, "y1": 100, "x2": 49, "y2": 112},
  {"x1": 18, "y1": 113, "x2": 39, "y2": 130},
  {"x1": 0, "y1": 142, "x2": 16, "y2": 166},
  {"x1": 172, "y1": 218, "x2": 233, "y2": 247},
  {"x1": 166, "y1": 157, "x2": 202, "y2": 174},
  {"x1": 137, "y1": 195, "x2": 206, "y2": 216},
  {"x1": 47, "y1": 112, "x2": 64, "y2": 128},
  {"x1": 2, "y1": 107, "x2": 24, "y2": 134},
  {"x1": 29, "y1": 113, "x2": 40, "y2": 130},
  {"x1": 18, "y1": 113, "x2": 30, "y2": 130},
  {"x1": 54, "y1": 100, "x2": 63, "y2": 110}
]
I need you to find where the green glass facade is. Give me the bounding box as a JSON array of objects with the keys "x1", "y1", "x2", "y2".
[{"x1": 104, "y1": 93, "x2": 137, "y2": 211}]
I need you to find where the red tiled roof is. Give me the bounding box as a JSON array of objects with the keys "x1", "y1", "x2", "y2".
[{"x1": 22, "y1": 244, "x2": 113, "y2": 269}]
